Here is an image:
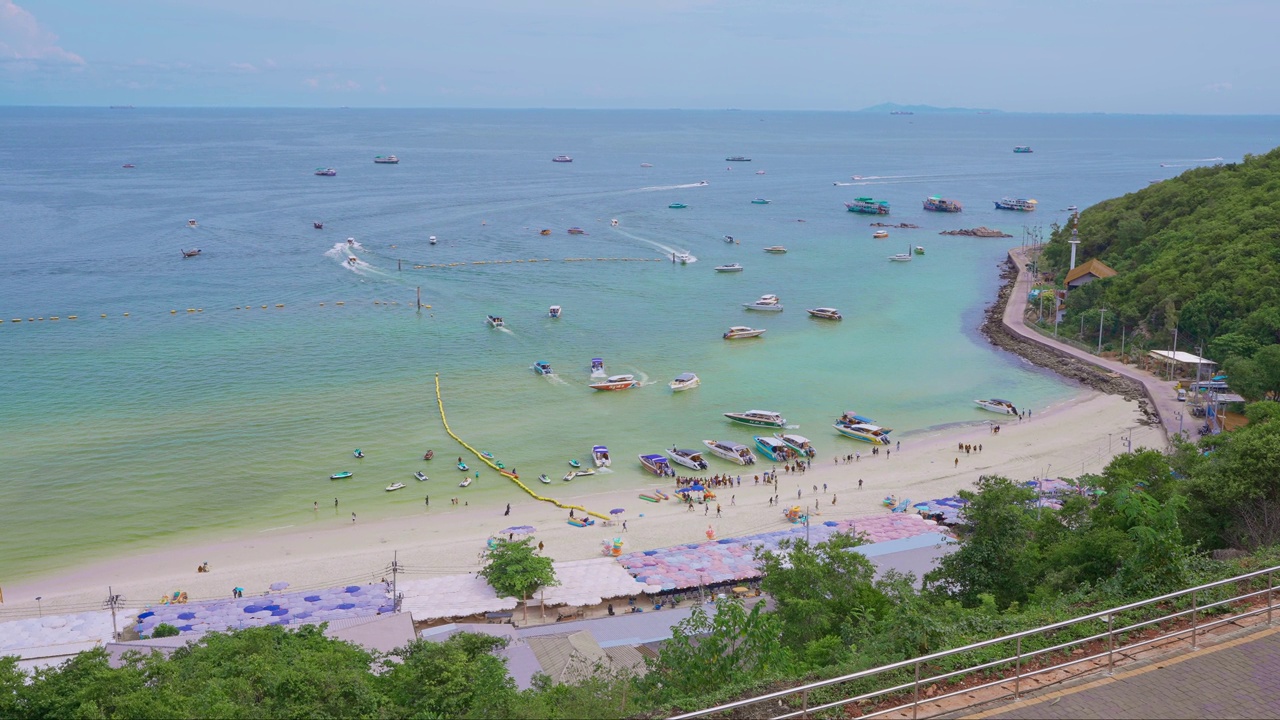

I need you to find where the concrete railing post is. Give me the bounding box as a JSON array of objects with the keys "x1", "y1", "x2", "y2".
[
  {"x1": 1014, "y1": 636, "x2": 1023, "y2": 699},
  {"x1": 1106, "y1": 614, "x2": 1115, "y2": 676}
]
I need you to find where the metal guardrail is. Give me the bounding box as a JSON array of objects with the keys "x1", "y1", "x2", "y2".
[{"x1": 671, "y1": 564, "x2": 1279, "y2": 719}]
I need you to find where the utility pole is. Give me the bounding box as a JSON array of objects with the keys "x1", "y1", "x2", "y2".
[
  {"x1": 1098, "y1": 309, "x2": 1107, "y2": 353},
  {"x1": 804, "y1": 512, "x2": 810, "y2": 544},
  {"x1": 390, "y1": 551, "x2": 402, "y2": 613},
  {"x1": 104, "y1": 587, "x2": 124, "y2": 640}
]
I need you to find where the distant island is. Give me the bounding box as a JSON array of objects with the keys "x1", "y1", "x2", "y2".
[{"x1": 858, "y1": 102, "x2": 1003, "y2": 115}]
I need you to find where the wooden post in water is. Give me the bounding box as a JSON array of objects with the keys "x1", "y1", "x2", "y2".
[
  {"x1": 416, "y1": 287, "x2": 421, "y2": 311},
  {"x1": 398, "y1": 259, "x2": 402, "y2": 271}
]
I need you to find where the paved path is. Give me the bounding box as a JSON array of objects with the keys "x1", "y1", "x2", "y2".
[
  {"x1": 970, "y1": 626, "x2": 1280, "y2": 719},
  {"x1": 1003, "y1": 248, "x2": 1186, "y2": 445}
]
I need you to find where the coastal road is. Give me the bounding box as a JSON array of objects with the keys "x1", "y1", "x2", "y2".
[{"x1": 1003, "y1": 247, "x2": 1186, "y2": 447}]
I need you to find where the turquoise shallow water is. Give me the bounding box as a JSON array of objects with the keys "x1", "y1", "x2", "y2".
[{"x1": 1, "y1": 109, "x2": 1274, "y2": 580}]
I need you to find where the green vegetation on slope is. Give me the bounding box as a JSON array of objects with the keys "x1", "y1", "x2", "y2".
[{"x1": 1042, "y1": 146, "x2": 1280, "y2": 383}]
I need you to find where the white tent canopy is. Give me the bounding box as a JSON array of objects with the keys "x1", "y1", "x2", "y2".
[
  {"x1": 538, "y1": 558, "x2": 663, "y2": 608},
  {"x1": 1148, "y1": 350, "x2": 1216, "y2": 366},
  {"x1": 398, "y1": 574, "x2": 517, "y2": 621}
]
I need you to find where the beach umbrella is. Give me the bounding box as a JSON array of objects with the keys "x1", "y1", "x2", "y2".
[
  {"x1": 270, "y1": 581, "x2": 290, "y2": 591},
  {"x1": 502, "y1": 525, "x2": 535, "y2": 536},
  {"x1": 688, "y1": 483, "x2": 705, "y2": 492},
  {"x1": 610, "y1": 508, "x2": 625, "y2": 515}
]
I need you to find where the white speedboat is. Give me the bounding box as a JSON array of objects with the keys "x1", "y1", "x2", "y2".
[
  {"x1": 592, "y1": 445, "x2": 611, "y2": 467},
  {"x1": 834, "y1": 422, "x2": 893, "y2": 445},
  {"x1": 413, "y1": 471, "x2": 428, "y2": 482},
  {"x1": 486, "y1": 315, "x2": 504, "y2": 328},
  {"x1": 743, "y1": 294, "x2": 783, "y2": 311},
  {"x1": 754, "y1": 436, "x2": 792, "y2": 462},
  {"x1": 386, "y1": 482, "x2": 406, "y2": 492},
  {"x1": 429, "y1": 236, "x2": 438, "y2": 245},
  {"x1": 187, "y1": 219, "x2": 198, "y2": 228},
  {"x1": 975, "y1": 398, "x2": 1018, "y2": 415},
  {"x1": 553, "y1": 155, "x2": 573, "y2": 163},
  {"x1": 639, "y1": 453, "x2": 672, "y2": 476},
  {"x1": 715, "y1": 263, "x2": 744, "y2": 272},
  {"x1": 589, "y1": 374, "x2": 637, "y2": 391},
  {"x1": 702, "y1": 440, "x2": 757, "y2": 465},
  {"x1": 724, "y1": 410, "x2": 787, "y2": 428},
  {"x1": 669, "y1": 373, "x2": 700, "y2": 392},
  {"x1": 459, "y1": 477, "x2": 473, "y2": 488},
  {"x1": 590, "y1": 358, "x2": 606, "y2": 378},
  {"x1": 673, "y1": 252, "x2": 694, "y2": 264},
  {"x1": 373, "y1": 155, "x2": 399, "y2": 164},
  {"x1": 763, "y1": 246, "x2": 787, "y2": 254},
  {"x1": 669, "y1": 447, "x2": 710, "y2": 470},
  {"x1": 806, "y1": 308, "x2": 843, "y2": 320},
  {"x1": 889, "y1": 246, "x2": 913, "y2": 262},
  {"x1": 723, "y1": 326, "x2": 766, "y2": 340},
  {"x1": 775, "y1": 433, "x2": 815, "y2": 458},
  {"x1": 548, "y1": 305, "x2": 561, "y2": 318}
]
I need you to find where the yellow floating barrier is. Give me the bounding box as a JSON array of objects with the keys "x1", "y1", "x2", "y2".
[
  {"x1": 434, "y1": 373, "x2": 607, "y2": 521},
  {"x1": 336, "y1": 301, "x2": 345, "y2": 306},
  {"x1": 51, "y1": 316, "x2": 59, "y2": 321},
  {"x1": 68, "y1": 316, "x2": 77, "y2": 319},
  {"x1": 171, "y1": 310, "x2": 177, "y2": 314},
  {"x1": 101, "y1": 314, "x2": 107, "y2": 318},
  {"x1": 187, "y1": 309, "x2": 196, "y2": 313},
  {"x1": 123, "y1": 313, "x2": 129, "y2": 317},
  {"x1": 319, "y1": 303, "x2": 325, "y2": 306},
  {"x1": 275, "y1": 304, "x2": 284, "y2": 308}
]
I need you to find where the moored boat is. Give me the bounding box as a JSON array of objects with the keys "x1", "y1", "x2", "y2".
[
  {"x1": 669, "y1": 447, "x2": 710, "y2": 470},
  {"x1": 1013, "y1": 146, "x2": 1033, "y2": 153},
  {"x1": 181, "y1": 248, "x2": 201, "y2": 258},
  {"x1": 423, "y1": 450, "x2": 434, "y2": 460},
  {"x1": 915, "y1": 246, "x2": 925, "y2": 255},
  {"x1": 548, "y1": 305, "x2": 561, "y2": 318},
  {"x1": 567, "y1": 227, "x2": 587, "y2": 235},
  {"x1": 702, "y1": 439, "x2": 757, "y2": 465},
  {"x1": 923, "y1": 196, "x2": 964, "y2": 212},
  {"x1": 590, "y1": 358, "x2": 606, "y2": 378},
  {"x1": 588, "y1": 374, "x2": 638, "y2": 391},
  {"x1": 723, "y1": 326, "x2": 766, "y2": 339},
  {"x1": 775, "y1": 433, "x2": 816, "y2": 458},
  {"x1": 187, "y1": 219, "x2": 198, "y2": 228},
  {"x1": 571, "y1": 468, "x2": 595, "y2": 477},
  {"x1": 845, "y1": 197, "x2": 891, "y2": 215},
  {"x1": 873, "y1": 230, "x2": 890, "y2": 239},
  {"x1": 314, "y1": 168, "x2": 337, "y2": 176},
  {"x1": 486, "y1": 315, "x2": 505, "y2": 328},
  {"x1": 592, "y1": 445, "x2": 611, "y2": 467},
  {"x1": 974, "y1": 398, "x2": 1018, "y2": 415},
  {"x1": 386, "y1": 482, "x2": 406, "y2": 492},
  {"x1": 668, "y1": 202, "x2": 688, "y2": 209},
  {"x1": 726, "y1": 156, "x2": 752, "y2": 162},
  {"x1": 329, "y1": 471, "x2": 353, "y2": 480},
  {"x1": 715, "y1": 263, "x2": 744, "y2": 272},
  {"x1": 806, "y1": 307, "x2": 842, "y2": 321},
  {"x1": 751, "y1": 198, "x2": 770, "y2": 204},
  {"x1": 540, "y1": 229, "x2": 552, "y2": 235},
  {"x1": 533, "y1": 360, "x2": 554, "y2": 376},
  {"x1": 553, "y1": 155, "x2": 573, "y2": 162},
  {"x1": 723, "y1": 409, "x2": 787, "y2": 428},
  {"x1": 457, "y1": 461, "x2": 469, "y2": 471},
  {"x1": 413, "y1": 471, "x2": 428, "y2": 482},
  {"x1": 834, "y1": 421, "x2": 893, "y2": 445},
  {"x1": 540, "y1": 474, "x2": 551, "y2": 484},
  {"x1": 669, "y1": 373, "x2": 700, "y2": 392},
  {"x1": 569, "y1": 459, "x2": 581, "y2": 468},
  {"x1": 743, "y1": 294, "x2": 783, "y2": 311},
  {"x1": 459, "y1": 477, "x2": 472, "y2": 487},
  {"x1": 639, "y1": 453, "x2": 673, "y2": 476},
  {"x1": 994, "y1": 197, "x2": 1038, "y2": 211},
  {"x1": 763, "y1": 246, "x2": 787, "y2": 254},
  {"x1": 754, "y1": 436, "x2": 793, "y2": 462},
  {"x1": 373, "y1": 155, "x2": 399, "y2": 164}
]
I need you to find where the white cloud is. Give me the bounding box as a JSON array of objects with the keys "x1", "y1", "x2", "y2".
[
  {"x1": 0, "y1": 0, "x2": 84, "y2": 66},
  {"x1": 230, "y1": 62, "x2": 259, "y2": 73},
  {"x1": 1203, "y1": 82, "x2": 1232, "y2": 93},
  {"x1": 303, "y1": 77, "x2": 320, "y2": 88}
]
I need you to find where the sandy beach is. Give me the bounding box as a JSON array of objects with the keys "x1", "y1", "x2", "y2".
[{"x1": 3, "y1": 390, "x2": 1160, "y2": 619}]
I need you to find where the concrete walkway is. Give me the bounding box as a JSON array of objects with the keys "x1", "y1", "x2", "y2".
[
  {"x1": 1003, "y1": 247, "x2": 1188, "y2": 446},
  {"x1": 968, "y1": 626, "x2": 1280, "y2": 719}
]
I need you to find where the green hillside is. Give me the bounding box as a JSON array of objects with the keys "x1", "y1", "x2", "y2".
[{"x1": 1043, "y1": 146, "x2": 1280, "y2": 374}]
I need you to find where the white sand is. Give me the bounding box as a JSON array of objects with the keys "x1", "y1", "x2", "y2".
[{"x1": 4, "y1": 391, "x2": 1160, "y2": 617}]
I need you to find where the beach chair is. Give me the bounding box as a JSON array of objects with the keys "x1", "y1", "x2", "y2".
[{"x1": 892, "y1": 498, "x2": 911, "y2": 513}]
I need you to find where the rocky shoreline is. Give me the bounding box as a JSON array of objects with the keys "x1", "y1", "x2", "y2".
[
  {"x1": 981, "y1": 258, "x2": 1160, "y2": 424},
  {"x1": 942, "y1": 227, "x2": 1012, "y2": 237}
]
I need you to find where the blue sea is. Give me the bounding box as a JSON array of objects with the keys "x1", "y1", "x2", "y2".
[{"x1": 1, "y1": 108, "x2": 1273, "y2": 580}]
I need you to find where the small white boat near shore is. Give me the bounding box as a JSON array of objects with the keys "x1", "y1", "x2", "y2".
[
  {"x1": 806, "y1": 308, "x2": 843, "y2": 320},
  {"x1": 669, "y1": 447, "x2": 710, "y2": 470},
  {"x1": 974, "y1": 398, "x2": 1018, "y2": 415},
  {"x1": 592, "y1": 445, "x2": 611, "y2": 467},
  {"x1": 459, "y1": 477, "x2": 473, "y2": 488},
  {"x1": 723, "y1": 326, "x2": 766, "y2": 339},
  {"x1": 743, "y1": 294, "x2": 783, "y2": 312},
  {"x1": 669, "y1": 373, "x2": 700, "y2": 392},
  {"x1": 702, "y1": 439, "x2": 757, "y2": 465},
  {"x1": 386, "y1": 482, "x2": 406, "y2": 492},
  {"x1": 715, "y1": 263, "x2": 744, "y2": 272},
  {"x1": 589, "y1": 374, "x2": 638, "y2": 391},
  {"x1": 775, "y1": 433, "x2": 816, "y2": 458},
  {"x1": 590, "y1": 358, "x2": 606, "y2": 378},
  {"x1": 413, "y1": 471, "x2": 428, "y2": 482}
]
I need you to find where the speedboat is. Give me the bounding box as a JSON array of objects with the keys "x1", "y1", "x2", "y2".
[
  {"x1": 329, "y1": 471, "x2": 353, "y2": 480},
  {"x1": 386, "y1": 482, "x2": 406, "y2": 492},
  {"x1": 423, "y1": 450, "x2": 434, "y2": 461},
  {"x1": 669, "y1": 373, "x2": 700, "y2": 392},
  {"x1": 313, "y1": 222, "x2": 324, "y2": 229},
  {"x1": 353, "y1": 449, "x2": 364, "y2": 459},
  {"x1": 640, "y1": 163, "x2": 653, "y2": 167},
  {"x1": 1066, "y1": 205, "x2": 1079, "y2": 212},
  {"x1": 763, "y1": 246, "x2": 787, "y2": 254},
  {"x1": 181, "y1": 249, "x2": 201, "y2": 258},
  {"x1": 590, "y1": 358, "x2": 606, "y2": 378},
  {"x1": 669, "y1": 447, "x2": 710, "y2": 470},
  {"x1": 592, "y1": 445, "x2": 611, "y2": 467},
  {"x1": 668, "y1": 203, "x2": 688, "y2": 209},
  {"x1": 639, "y1": 453, "x2": 672, "y2": 476},
  {"x1": 775, "y1": 433, "x2": 815, "y2": 458},
  {"x1": 187, "y1": 219, "x2": 198, "y2": 228},
  {"x1": 539, "y1": 474, "x2": 551, "y2": 484},
  {"x1": 533, "y1": 360, "x2": 554, "y2": 376},
  {"x1": 754, "y1": 436, "x2": 792, "y2": 463},
  {"x1": 486, "y1": 315, "x2": 504, "y2": 328},
  {"x1": 751, "y1": 198, "x2": 770, "y2": 204},
  {"x1": 539, "y1": 229, "x2": 552, "y2": 236},
  {"x1": 548, "y1": 305, "x2": 561, "y2": 318},
  {"x1": 702, "y1": 440, "x2": 757, "y2": 465},
  {"x1": 806, "y1": 308, "x2": 842, "y2": 320},
  {"x1": 553, "y1": 155, "x2": 573, "y2": 163},
  {"x1": 726, "y1": 156, "x2": 752, "y2": 162},
  {"x1": 743, "y1": 294, "x2": 783, "y2": 311},
  {"x1": 975, "y1": 398, "x2": 1018, "y2": 415},
  {"x1": 373, "y1": 155, "x2": 399, "y2": 164},
  {"x1": 429, "y1": 236, "x2": 437, "y2": 244},
  {"x1": 834, "y1": 422, "x2": 893, "y2": 445},
  {"x1": 567, "y1": 227, "x2": 587, "y2": 235},
  {"x1": 459, "y1": 477, "x2": 472, "y2": 488},
  {"x1": 724, "y1": 235, "x2": 736, "y2": 243},
  {"x1": 611, "y1": 219, "x2": 619, "y2": 226},
  {"x1": 715, "y1": 263, "x2": 744, "y2": 272},
  {"x1": 723, "y1": 326, "x2": 766, "y2": 339},
  {"x1": 589, "y1": 374, "x2": 637, "y2": 391},
  {"x1": 673, "y1": 252, "x2": 693, "y2": 264},
  {"x1": 413, "y1": 471, "x2": 428, "y2": 482},
  {"x1": 873, "y1": 230, "x2": 890, "y2": 239},
  {"x1": 724, "y1": 410, "x2": 787, "y2": 427},
  {"x1": 1013, "y1": 146, "x2": 1034, "y2": 153},
  {"x1": 122, "y1": 163, "x2": 136, "y2": 168},
  {"x1": 314, "y1": 168, "x2": 337, "y2": 176},
  {"x1": 756, "y1": 170, "x2": 765, "y2": 175},
  {"x1": 347, "y1": 256, "x2": 358, "y2": 266}
]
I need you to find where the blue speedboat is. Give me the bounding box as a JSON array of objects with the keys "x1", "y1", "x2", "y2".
[
  {"x1": 533, "y1": 360, "x2": 554, "y2": 376},
  {"x1": 754, "y1": 436, "x2": 792, "y2": 462}
]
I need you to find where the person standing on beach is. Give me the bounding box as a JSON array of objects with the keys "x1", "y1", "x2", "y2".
[
  {"x1": 425, "y1": 496, "x2": 429, "y2": 506},
  {"x1": 858, "y1": 478, "x2": 863, "y2": 489},
  {"x1": 314, "y1": 501, "x2": 318, "y2": 511},
  {"x1": 504, "y1": 503, "x2": 510, "y2": 516},
  {"x1": 954, "y1": 457, "x2": 959, "y2": 468},
  {"x1": 704, "y1": 504, "x2": 709, "y2": 515},
  {"x1": 623, "y1": 520, "x2": 628, "y2": 532},
  {"x1": 896, "y1": 441, "x2": 900, "y2": 451},
  {"x1": 334, "y1": 498, "x2": 338, "y2": 507},
  {"x1": 716, "y1": 504, "x2": 722, "y2": 517}
]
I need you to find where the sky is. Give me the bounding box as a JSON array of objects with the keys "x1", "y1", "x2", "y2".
[{"x1": 1, "y1": 0, "x2": 1278, "y2": 113}]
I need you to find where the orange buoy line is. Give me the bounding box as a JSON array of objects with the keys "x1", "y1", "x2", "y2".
[{"x1": 433, "y1": 373, "x2": 607, "y2": 521}]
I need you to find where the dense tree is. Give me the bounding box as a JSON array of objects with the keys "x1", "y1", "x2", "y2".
[
  {"x1": 651, "y1": 599, "x2": 788, "y2": 699},
  {"x1": 479, "y1": 537, "x2": 557, "y2": 622},
  {"x1": 378, "y1": 633, "x2": 518, "y2": 719}
]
